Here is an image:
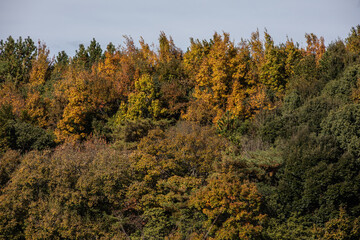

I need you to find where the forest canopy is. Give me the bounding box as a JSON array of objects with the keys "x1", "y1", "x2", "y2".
[{"x1": 0, "y1": 26, "x2": 360, "y2": 239}]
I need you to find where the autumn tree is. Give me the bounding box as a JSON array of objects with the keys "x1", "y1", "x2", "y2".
[
  {"x1": 248, "y1": 30, "x2": 264, "y2": 84},
  {"x1": 0, "y1": 140, "x2": 132, "y2": 239},
  {"x1": 114, "y1": 73, "x2": 166, "y2": 122},
  {"x1": 55, "y1": 67, "x2": 95, "y2": 142},
  {"x1": 345, "y1": 25, "x2": 360, "y2": 54},
  {"x1": 0, "y1": 36, "x2": 37, "y2": 119},
  {"x1": 260, "y1": 32, "x2": 288, "y2": 95},
  {"x1": 184, "y1": 32, "x2": 244, "y2": 123},
  {"x1": 190, "y1": 173, "x2": 266, "y2": 240},
  {"x1": 125, "y1": 122, "x2": 226, "y2": 238},
  {"x1": 25, "y1": 42, "x2": 52, "y2": 127},
  {"x1": 305, "y1": 33, "x2": 326, "y2": 64},
  {"x1": 156, "y1": 32, "x2": 190, "y2": 119}
]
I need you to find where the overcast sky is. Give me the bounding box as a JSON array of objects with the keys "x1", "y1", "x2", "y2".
[{"x1": 1, "y1": 0, "x2": 359, "y2": 57}]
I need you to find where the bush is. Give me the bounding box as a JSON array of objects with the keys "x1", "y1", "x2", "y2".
[
  {"x1": 321, "y1": 64, "x2": 360, "y2": 103},
  {"x1": 11, "y1": 121, "x2": 56, "y2": 153},
  {"x1": 321, "y1": 104, "x2": 360, "y2": 155}
]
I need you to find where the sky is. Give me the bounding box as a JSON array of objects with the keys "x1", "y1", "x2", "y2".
[{"x1": 1, "y1": 0, "x2": 359, "y2": 57}]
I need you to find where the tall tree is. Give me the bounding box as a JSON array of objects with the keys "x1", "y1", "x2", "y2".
[
  {"x1": 87, "y1": 38, "x2": 103, "y2": 68},
  {"x1": 0, "y1": 36, "x2": 36, "y2": 84},
  {"x1": 345, "y1": 25, "x2": 360, "y2": 55},
  {"x1": 305, "y1": 33, "x2": 326, "y2": 64}
]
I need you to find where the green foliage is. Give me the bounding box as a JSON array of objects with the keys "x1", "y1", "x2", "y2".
[
  {"x1": 116, "y1": 74, "x2": 166, "y2": 121},
  {"x1": 72, "y1": 44, "x2": 89, "y2": 69},
  {"x1": 155, "y1": 33, "x2": 191, "y2": 120},
  {"x1": 319, "y1": 40, "x2": 347, "y2": 82},
  {"x1": 320, "y1": 208, "x2": 360, "y2": 240},
  {"x1": 321, "y1": 64, "x2": 360, "y2": 103},
  {"x1": 265, "y1": 215, "x2": 317, "y2": 240},
  {"x1": 87, "y1": 38, "x2": 103, "y2": 67},
  {"x1": 282, "y1": 90, "x2": 302, "y2": 113},
  {"x1": 156, "y1": 32, "x2": 184, "y2": 82},
  {"x1": 296, "y1": 96, "x2": 339, "y2": 134},
  {"x1": 345, "y1": 25, "x2": 360, "y2": 55},
  {"x1": 271, "y1": 126, "x2": 360, "y2": 224},
  {"x1": 0, "y1": 36, "x2": 36, "y2": 84},
  {"x1": 260, "y1": 114, "x2": 284, "y2": 144},
  {"x1": 0, "y1": 104, "x2": 55, "y2": 153},
  {"x1": 288, "y1": 55, "x2": 321, "y2": 99},
  {"x1": 260, "y1": 32, "x2": 288, "y2": 94},
  {"x1": 11, "y1": 121, "x2": 56, "y2": 153},
  {"x1": 0, "y1": 104, "x2": 16, "y2": 152},
  {"x1": 138, "y1": 207, "x2": 173, "y2": 239},
  {"x1": 216, "y1": 111, "x2": 245, "y2": 142},
  {"x1": 1, "y1": 27, "x2": 360, "y2": 239},
  {"x1": 56, "y1": 50, "x2": 69, "y2": 66},
  {"x1": 272, "y1": 130, "x2": 340, "y2": 217},
  {"x1": 321, "y1": 104, "x2": 360, "y2": 155},
  {"x1": 71, "y1": 38, "x2": 104, "y2": 70}
]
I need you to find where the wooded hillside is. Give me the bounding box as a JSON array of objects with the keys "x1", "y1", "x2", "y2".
[{"x1": 0, "y1": 26, "x2": 360, "y2": 239}]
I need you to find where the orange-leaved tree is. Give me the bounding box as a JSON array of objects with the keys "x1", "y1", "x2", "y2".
[
  {"x1": 305, "y1": 33, "x2": 325, "y2": 65},
  {"x1": 190, "y1": 172, "x2": 266, "y2": 240},
  {"x1": 184, "y1": 32, "x2": 247, "y2": 123}
]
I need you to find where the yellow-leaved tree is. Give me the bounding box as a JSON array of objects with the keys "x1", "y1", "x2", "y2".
[
  {"x1": 114, "y1": 74, "x2": 166, "y2": 123},
  {"x1": 190, "y1": 172, "x2": 266, "y2": 240},
  {"x1": 55, "y1": 67, "x2": 94, "y2": 142},
  {"x1": 184, "y1": 32, "x2": 246, "y2": 123},
  {"x1": 25, "y1": 42, "x2": 52, "y2": 127}
]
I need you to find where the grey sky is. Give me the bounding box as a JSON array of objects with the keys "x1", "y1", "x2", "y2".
[{"x1": 1, "y1": 0, "x2": 359, "y2": 57}]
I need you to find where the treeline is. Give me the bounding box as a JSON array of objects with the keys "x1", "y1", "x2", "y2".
[{"x1": 0, "y1": 26, "x2": 360, "y2": 239}]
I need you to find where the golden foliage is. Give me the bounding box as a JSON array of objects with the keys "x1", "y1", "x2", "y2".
[
  {"x1": 28, "y1": 42, "x2": 51, "y2": 87},
  {"x1": 305, "y1": 33, "x2": 326, "y2": 64},
  {"x1": 190, "y1": 173, "x2": 266, "y2": 240},
  {"x1": 0, "y1": 82, "x2": 25, "y2": 116}
]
